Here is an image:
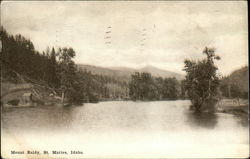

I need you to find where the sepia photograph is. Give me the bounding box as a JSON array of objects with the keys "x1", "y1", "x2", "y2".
[{"x1": 1, "y1": 1, "x2": 249, "y2": 158}]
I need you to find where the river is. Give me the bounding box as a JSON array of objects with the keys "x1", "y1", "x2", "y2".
[{"x1": 1, "y1": 100, "x2": 249, "y2": 158}]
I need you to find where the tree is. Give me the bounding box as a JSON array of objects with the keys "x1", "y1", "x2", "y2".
[
  {"x1": 162, "y1": 77, "x2": 178, "y2": 100},
  {"x1": 180, "y1": 79, "x2": 187, "y2": 98},
  {"x1": 154, "y1": 77, "x2": 164, "y2": 100},
  {"x1": 183, "y1": 47, "x2": 221, "y2": 112},
  {"x1": 129, "y1": 72, "x2": 141, "y2": 100},
  {"x1": 49, "y1": 47, "x2": 58, "y2": 87},
  {"x1": 129, "y1": 72, "x2": 179, "y2": 101},
  {"x1": 57, "y1": 47, "x2": 79, "y2": 105},
  {"x1": 140, "y1": 72, "x2": 155, "y2": 100}
]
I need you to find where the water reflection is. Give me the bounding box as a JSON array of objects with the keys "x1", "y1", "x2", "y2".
[
  {"x1": 2, "y1": 101, "x2": 248, "y2": 133},
  {"x1": 2, "y1": 101, "x2": 249, "y2": 158},
  {"x1": 2, "y1": 105, "x2": 77, "y2": 132},
  {"x1": 186, "y1": 111, "x2": 218, "y2": 128},
  {"x1": 44, "y1": 106, "x2": 76, "y2": 131}
]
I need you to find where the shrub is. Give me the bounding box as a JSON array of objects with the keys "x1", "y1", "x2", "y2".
[{"x1": 7, "y1": 99, "x2": 20, "y2": 106}]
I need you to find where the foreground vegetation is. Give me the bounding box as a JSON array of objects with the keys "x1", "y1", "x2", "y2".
[
  {"x1": 182, "y1": 47, "x2": 248, "y2": 114},
  {"x1": 182, "y1": 47, "x2": 221, "y2": 112}
]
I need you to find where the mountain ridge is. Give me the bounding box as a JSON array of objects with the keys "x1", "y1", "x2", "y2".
[{"x1": 77, "y1": 64, "x2": 185, "y2": 81}]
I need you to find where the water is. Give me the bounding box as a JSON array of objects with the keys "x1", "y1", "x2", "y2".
[{"x1": 1, "y1": 100, "x2": 249, "y2": 158}]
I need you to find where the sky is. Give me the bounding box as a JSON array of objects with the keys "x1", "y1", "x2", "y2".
[{"x1": 1, "y1": 1, "x2": 248, "y2": 75}]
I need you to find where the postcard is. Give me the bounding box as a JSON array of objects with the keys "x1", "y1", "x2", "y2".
[{"x1": 1, "y1": 1, "x2": 249, "y2": 158}]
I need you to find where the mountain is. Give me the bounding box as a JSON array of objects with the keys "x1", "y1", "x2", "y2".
[
  {"x1": 139, "y1": 65, "x2": 184, "y2": 80},
  {"x1": 77, "y1": 64, "x2": 132, "y2": 82},
  {"x1": 77, "y1": 64, "x2": 185, "y2": 81}
]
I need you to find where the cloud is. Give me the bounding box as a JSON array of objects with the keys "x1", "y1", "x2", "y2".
[{"x1": 1, "y1": 1, "x2": 248, "y2": 75}]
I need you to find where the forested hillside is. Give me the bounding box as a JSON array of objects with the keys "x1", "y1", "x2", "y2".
[
  {"x1": 78, "y1": 65, "x2": 184, "y2": 101},
  {"x1": 0, "y1": 27, "x2": 128, "y2": 105},
  {"x1": 78, "y1": 64, "x2": 131, "y2": 82},
  {"x1": 220, "y1": 66, "x2": 248, "y2": 99},
  {"x1": 78, "y1": 64, "x2": 184, "y2": 82}
]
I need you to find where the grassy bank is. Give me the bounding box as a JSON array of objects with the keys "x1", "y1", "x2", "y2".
[{"x1": 216, "y1": 99, "x2": 249, "y2": 126}]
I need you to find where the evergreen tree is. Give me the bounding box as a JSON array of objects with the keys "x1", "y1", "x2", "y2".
[
  {"x1": 49, "y1": 47, "x2": 58, "y2": 87},
  {"x1": 57, "y1": 47, "x2": 79, "y2": 104}
]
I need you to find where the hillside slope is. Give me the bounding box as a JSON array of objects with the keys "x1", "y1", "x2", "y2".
[
  {"x1": 139, "y1": 65, "x2": 184, "y2": 80},
  {"x1": 78, "y1": 64, "x2": 132, "y2": 82},
  {"x1": 1, "y1": 70, "x2": 60, "y2": 107},
  {"x1": 223, "y1": 66, "x2": 249, "y2": 92},
  {"x1": 78, "y1": 64, "x2": 185, "y2": 81},
  {"x1": 220, "y1": 66, "x2": 249, "y2": 99}
]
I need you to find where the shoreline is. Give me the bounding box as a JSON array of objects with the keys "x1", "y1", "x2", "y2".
[{"x1": 216, "y1": 104, "x2": 249, "y2": 126}]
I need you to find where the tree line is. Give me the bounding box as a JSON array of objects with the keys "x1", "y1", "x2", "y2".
[{"x1": 129, "y1": 72, "x2": 179, "y2": 100}]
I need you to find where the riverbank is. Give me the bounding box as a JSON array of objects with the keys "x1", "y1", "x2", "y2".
[
  {"x1": 216, "y1": 99, "x2": 249, "y2": 126},
  {"x1": 216, "y1": 99, "x2": 249, "y2": 115},
  {"x1": 217, "y1": 105, "x2": 248, "y2": 115}
]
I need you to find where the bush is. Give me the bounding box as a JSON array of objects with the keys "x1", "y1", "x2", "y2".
[
  {"x1": 33, "y1": 99, "x2": 45, "y2": 105},
  {"x1": 7, "y1": 99, "x2": 20, "y2": 106},
  {"x1": 89, "y1": 94, "x2": 99, "y2": 103}
]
